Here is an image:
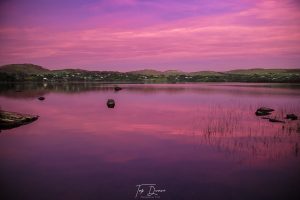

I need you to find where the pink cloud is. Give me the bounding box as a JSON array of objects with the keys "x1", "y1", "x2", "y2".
[{"x1": 0, "y1": 0, "x2": 300, "y2": 70}]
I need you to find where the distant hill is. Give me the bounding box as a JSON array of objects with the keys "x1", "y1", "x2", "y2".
[
  {"x1": 163, "y1": 70, "x2": 186, "y2": 75},
  {"x1": 0, "y1": 64, "x2": 49, "y2": 74},
  {"x1": 189, "y1": 71, "x2": 223, "y2": 76},
  {"x1": 51, "y1": 68, "x2": 89, "y2": 73},
  {"x1": 129, "y1": 69, "x2": 189, "y2": 75},
  {"x1": 127, "y1": 69, "x2": 300, "y2": 76},
  {"x1": 128, "y1": 69, "x2": 163, "y2": 75},
  {"x1": 227, "y1": 68, "x2": 300, "y2": 74},
  {"x1": 0, "y1": 64, "x2": 299, "y2": 83},
  {"x1": 129, "y1": 69, "x2": 188, "y2": 75}
]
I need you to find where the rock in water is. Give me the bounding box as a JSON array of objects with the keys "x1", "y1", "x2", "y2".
[
  {"x1": 255, "y1": 110, "x2": 271, "y2": 116},
  {"x1": 257, "y1": 107, "x2": 274, "y2": 112},
  {"x1": 286, "y1": 114, "x2": 298, "y2": 120},
  {"x1": 107, "y1": 99, "x2": 115, "y2": 108},
  {"x1": 114, "y1": 86, "x2": 122, "y2": 91},
  {"x1": 38, "y1": 96, "x2": 45, "y2": 101},
  {"x1": 268, "y1": 118, "x2": 285, "y2": 123},
  {"x1": 0, "y1": 110, "x2": 39, "y2": 130},
  {"x1": 255, "y1": 107, "x2": 274, "y2": 116}
]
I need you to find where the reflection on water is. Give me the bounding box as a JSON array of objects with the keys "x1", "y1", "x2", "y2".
[{"x1": 0, "y1": 83, "x2": 300, "y2": 200}]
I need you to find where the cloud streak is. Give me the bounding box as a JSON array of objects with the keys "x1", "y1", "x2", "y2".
[{"x1": 0, "y1": 0, "x2": 300, "y2": 70}]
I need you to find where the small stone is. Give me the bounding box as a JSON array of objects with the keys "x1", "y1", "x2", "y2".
[
  {"x1": 286, "y1": 114, "x2": 298, "y2": 120},
  {"x1": 257, "y1": 107, "x2": 274, "y2": 112},
  {"x1": 255, "y1": 110, "x2": 271, "y2": 116},
  {"x1": 107, "y1": 99, "x2": 115, "y2": 108},
  {"x1": 38, "y1": 97, "x2": 45, "y2": 101},
  {"x1": 255, "y1": 107, "x2": 274, "y2": 116},
  {"x1": 114, "y1": 86, "x2": 122, "y2": 91}
]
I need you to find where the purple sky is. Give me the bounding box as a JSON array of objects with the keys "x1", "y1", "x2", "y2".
[{"x1": 0, "y1": 0, "x2": 300, "y2": 71}]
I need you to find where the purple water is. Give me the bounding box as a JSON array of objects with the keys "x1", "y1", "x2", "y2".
[{"x1": 0, "y1": 83, "x2": 300, "y2": 200}]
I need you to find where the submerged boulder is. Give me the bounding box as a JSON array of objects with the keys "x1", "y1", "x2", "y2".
[
  {"x1": 261, "y1": 116, "x2": 285, "y2": 123},
  {"x1": 286, "y1": 114, "x2": 298, "y2": 120},
  {"x1": 107, "y1": 99, "x2": 115, "y2": 108},
  {"x1": 268, "y1": 118, "x2": 285, "y2": 123},
  {"x1": 0, "y1": 110, "x2": 39, "y2": 130}
]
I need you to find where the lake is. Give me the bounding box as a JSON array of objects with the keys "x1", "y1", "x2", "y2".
[{"x1": 0, "y1": 83, "x2": 300, "y2": 200}]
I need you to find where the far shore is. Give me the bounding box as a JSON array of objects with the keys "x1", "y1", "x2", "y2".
[{"x1": 1, "y1": 64, "x2": 300, "y2": 83}]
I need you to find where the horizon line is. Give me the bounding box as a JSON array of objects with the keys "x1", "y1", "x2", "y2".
[{"x1": 1, "y1": 63, "x2": 299, "y2": 73}]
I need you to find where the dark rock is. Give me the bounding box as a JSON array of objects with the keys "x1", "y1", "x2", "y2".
[
  {"x1": 262, "y1": 116, "x2": 285, "y2": 123},
  {"x1": 286, "y1": 114, "x2": 298, "y2": 120},
  {"x1": 107, "y1": 99, "x2": 115, "y2": 108},
  {"x1": 114, "y1": 86, "x2": 122, "y2": 91},
  {"x1": 0, "y1": 110, "x2": 39, "y2": 130},
  {"x1": 257, "y1": 107, "x2": 274, "y2": 112},
  {"x1": 255, "y1": 107, "x2": 274, "y2": 116},
  {"x1": 38, "y1": 96, "x2": 45, "y2": 101},
  {"x1": 268, "y1": 118, "x2": 285, "y2": 123},
  {"x1": 255, "y1": 110, "x2": 271, "y2": 116}
]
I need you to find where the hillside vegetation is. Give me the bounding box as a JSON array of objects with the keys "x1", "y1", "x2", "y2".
[{"x1": 0, "y1": 64, "x2": 299, "y2": 83}]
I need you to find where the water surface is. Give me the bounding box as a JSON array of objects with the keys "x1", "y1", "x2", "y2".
[{"x1": 0, "y1": 83, "x2": 300, "y2": 200}]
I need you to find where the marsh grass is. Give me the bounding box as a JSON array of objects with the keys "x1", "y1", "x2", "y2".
[{"x1": 184, "y1": 103, "x2": 300, "y2": 163}]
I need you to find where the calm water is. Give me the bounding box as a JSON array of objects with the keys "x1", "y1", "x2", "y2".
[{"x1": 1, "y1": 83, "x2": 300, "y2": 200}]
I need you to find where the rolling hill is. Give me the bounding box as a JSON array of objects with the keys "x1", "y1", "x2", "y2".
[
  {"x1": 0, "y1": 64, "x2": 299, "y2": 83},
  {"x1": 0, "y1": 64, "x2": 50, "y2": 74}
]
